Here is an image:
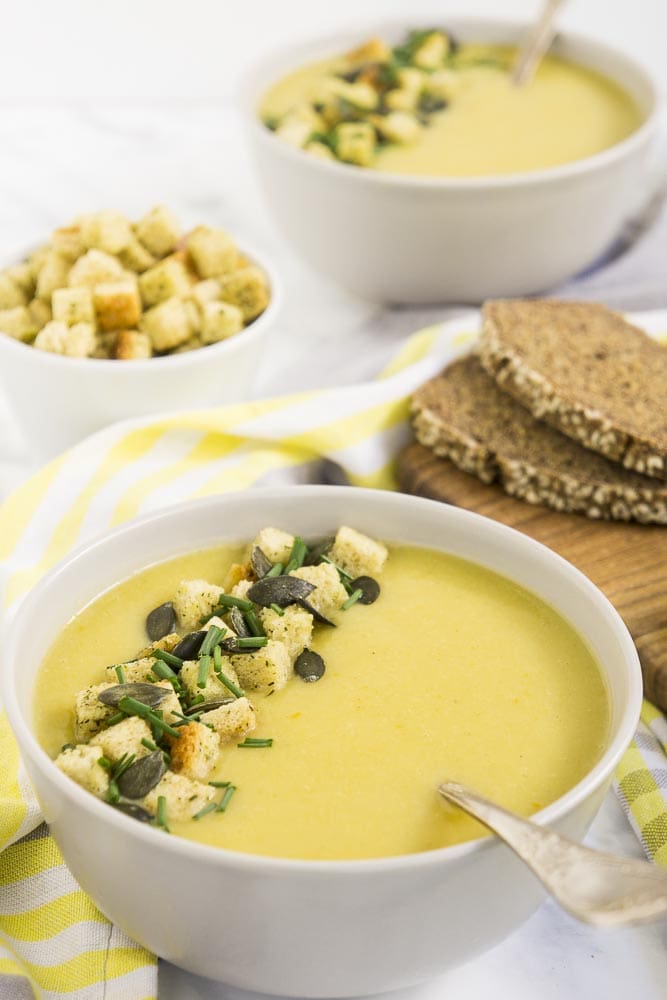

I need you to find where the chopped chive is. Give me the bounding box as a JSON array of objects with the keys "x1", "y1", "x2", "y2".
[
  {"x1": 238, "y1": 737, "x2": 273, "y2": 748},
  {"x1": 118, "y1": 696, "x2": 181, "y2": 739},
  {"x1": 214, "y1": 668, "x2": 244, "y2": 699},
  {"x1": 320, "y1": 554, "x2": 354, "y2": 581},
  {"x1": 106, "y1": 711, "x2": 125, "y2": 727},
  {"x1": 213, "y1": 645, "x2": 222, "y2": 670},
  {"x1": 235, "y1": 636, "x2": 268, "y2": 649},
  {"x1": 200, "y1": 625, "x2": 225, "y2": 657},
  {"x1": 153, "y1": 649, "x2": 183, "y2": 670},
  {"x1": 191, "y1": 694, "x2": 205, "y2": 706},
  {"x1": 217, "y1": 784, "x2": 237, "y2": 811},
  {"x1": 112, "y1": 752, "x2": 136, "y2": 780},
  {"x1": 107, "y1": 780, "x2": 120, "y2": 803},
  {"x1": 98, "y1": 755, "x2": 112, "y2": 770},
  {"x1": 270, "y1": 603, "x2": 285, "y2": 617},
  {"x1": 193, "y1": 801, "x2": 218, "y2": 820},
  {"x1": 140, "y1": 737, "x2": 162, "y2": 754},
  {"x1": 265, "y1": 562, "x2": 284, "y2": 577},
  {"x1": 208, "y1": 780, "x2": 231, "y2": 788},
  {"x1": 151, "y1": 661, "x2": 182, "y2": 693},
  {"x1": 285, "y1": 537, "x2": 308, "y2": 574},
  {"x1": 114, "y1": 664, "x2": 126, "y2": 684},
  {"x1": 197, "y1": 653, "x2": 211, "y2": 689},
  {"x1": 342, "y1": 588, "x2": 364, "y2": 610},
  {"x1": 243, "y1": 608, "x2": 266, "y2": 638},
  {"x1": 156, "y1": 795, "x2": 169, "y2": 832},
  {"x1": 215, "y1": 594, "x2": 254, "y2": 612}
]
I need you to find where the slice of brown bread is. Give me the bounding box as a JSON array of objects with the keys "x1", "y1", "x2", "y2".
[
  {"x1": 479, "y1": 299, "x2": 667, "y2": 480},
  {"x1": 411, "y1": 354, "x2": 667, "y2": 524}
]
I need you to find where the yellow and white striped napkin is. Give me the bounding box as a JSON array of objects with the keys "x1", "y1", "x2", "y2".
[{"x1": 0, "y1": 312, "x2": 665, "y2": 998}]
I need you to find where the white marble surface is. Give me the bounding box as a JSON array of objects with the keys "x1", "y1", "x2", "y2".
[{"x1": 2, "y1": 2, "x2": 667, "y2": 996}]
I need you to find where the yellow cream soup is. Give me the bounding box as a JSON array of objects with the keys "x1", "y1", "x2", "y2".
[
  {"x1": 36, "y1": 544, "x2": 609, "y2": 860},
  {"x1": 262, "y1": 46, "x2": 642, "y2": 177}
]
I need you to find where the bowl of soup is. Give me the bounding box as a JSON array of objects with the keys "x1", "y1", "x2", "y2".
[
  {"x1": 243, "y1": 18, "x2": 658, "y2": 303},
  {"x1": 2, "y1": 487, "x2": 641, "y2": 995}
]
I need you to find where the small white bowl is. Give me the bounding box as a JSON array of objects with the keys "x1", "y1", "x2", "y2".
[
  {"x1": 0, "y1": 245, "x2": 282, "y2": 460},
  {"x1": 243, "y1": 17, "x2": 659, "y2": 304},
  {"x1": 2, "y1": 487, "x2": 642, "y2": 996}
]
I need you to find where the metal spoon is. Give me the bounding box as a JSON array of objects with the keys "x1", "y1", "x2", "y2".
[
  {"x1": 512, "y1": 0, "x2": 568, "y2": 86},
  {"x1": 438, "y1": 781, "x2": 667, "y2": 927}
]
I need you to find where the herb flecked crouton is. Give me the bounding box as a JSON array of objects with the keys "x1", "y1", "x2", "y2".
[
  {"x1": 0, "y1": 306, "x2": 36, "y2": 342},
  {"x1": 104, "y1": 656, "x2": 156, "y2": 684},
  {"x1": 36, "y1": 252, "x2": 70, "y2": 301},
  {"x1": 167, "y1": 720, "x2": 220, "y2": 782},
  {"x1": 90, "y1": 716, "x2": 153, "y2": 762},
  {"x1": 142, "y1": 770, "x2": 216, "y2": 822},
  {"x1": 260, "y1": 605, "x2": 313, "y2": 662},
  {"x1": 290, "y1": 563, "x2": 348, "y2": 618},
  {"x1": 180, "y1": 657, "x2": 240, "y2": 702},
  {"x1": 80, "y1": 211, "x2": 133, "y2": 255},
  {"x1": 134, "y1": 205, "x2": 181, "y2": 258},
  {"x1": 231, "y1": 639, "x2": 291, "y2": 692},
  {"x1": 204, "y1": 697, "x2": 256, "y2": 744},
  {"x1": 52, "y1": 287, "x2": 95, "y2": 327},
  {"x1": 329, "y1": 526, "x2": 388, "y2": 578},
  {"x1": 74, "y1": 683, "x2": 116, "y2": 741},
  {"x1": 251, "y1": 527, "x2": 295, "y2": 566},
  {"x1": 0, "y1": 272, "x2": 27, "y2": 309},
  {"x1": 113, "y1": 329, "x2": 152, "y2": 361},
  {"x1": 140, "y1": 296, "x2": 193, "y2": 352},
  {"x1": 68, "y1": 249, "x2": 124, "y2": 288},
  {"x1": 93, "y1": 281, "x2": 142, "y2": 331},
  {"x1": 138, "y1": 257, "x2": 192, "y2": 307},
  {"x1": 34, "y1": 320, "x2": 96, "y2": 358},
  {"x1": 153, "y1": 680, "x2": 184, "y2": 723},
  {"x1": 173, "y1": 578, "x2": 224, "y2": 631},
  {"x1": 200, "y1": 300, "x2": 244, "y2": 343},
  {"x1": 219, "y1": 266, "x2": 270, "y2": 322},
  {"x1": 55, "y1": 745, "x2": 110, "y2": 798},
  {"x1": 186, "y1": 225, "x2": 238, "y2": 279}
]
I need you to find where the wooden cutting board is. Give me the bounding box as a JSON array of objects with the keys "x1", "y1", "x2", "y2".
[{"x1": 397, "y1": 442, "x2": 667, "y2": 711}]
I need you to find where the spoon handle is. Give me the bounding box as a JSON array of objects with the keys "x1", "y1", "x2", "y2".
[
  {"x1": 512, "y1": 0, "x2": 568, "y2": 86},
  {"x1": 438, "y1": 781, "x2": 667, "y2": 927}
]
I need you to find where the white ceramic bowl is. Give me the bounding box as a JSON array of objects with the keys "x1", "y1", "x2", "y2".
[
  {"x1": 243, "y1": 18, "x2": 659, "y2": 304},
  {"x1": 2, "y1": 487, "x2": 641, "y2": 996},
  {"x1": 0, "y1": 245, "x2": 282, "y2": 460}
]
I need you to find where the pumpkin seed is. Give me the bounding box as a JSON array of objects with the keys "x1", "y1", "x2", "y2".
[
  {"x1": 172, "y1": 630, "x2": 206, "y2": 660},
  {"x1": 294, "y1": 649, "x2": 326, "y2": 682},
  {"x1": 112, "y1": 801, "x2": 154, "y2": 823},
  {"x1": 351, "y1": 576, "x2": 381, "y2": 605},
  {"x1": 230, "y1": 606, "x2": 252, "y2": 638},
  {"x1": 247, "y1": 576, "x2": 315, "y2": 608},
  {"x1": 145, "y1": 601, "x2": 177, "y2": 641},
  {"x1": 251, "y1": 546, "x2": 273, "y2": 579},
  {"x1": 98, "y1": 683, "x2": 171, "y2": 710},
  {"x1": 299, "y1": 598, "x2": 336, "y2": 627},
  {"x1": 303, "y1": 536, "x2": 335, "y2": 566},
  {"x1": 116, "y1": 751, "x2": 166, "y2": 799}
]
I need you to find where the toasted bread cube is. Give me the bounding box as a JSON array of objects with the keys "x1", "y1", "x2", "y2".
[
  {"x1": 305, "y1": 141, "x2": 336, "y2": 161},
  {"x1": 0, "y1": 306, "x2": 36, "y2": 341},
  {"x1": 204, "y1": 697, "x2": 256, "y2": 744},
  {"x1": 327, "y1": 78, "x2": 379, "y2": 111},
  {"x1": 28, "y1": 245, "x2": 50, "y2": 278},
  {"x1": 68, "y1": 249, "x2": 124, "y2": 288},
  {"x1": 329, "y1": 526, "x2": 388, "y2": 578},
  {"x1": 223, "y1": 561, "x2": 252, "y2": 592},
  {"x1": 183, "y1": 299, "x2": 201, "y2": 335},
  {"x1": 104, "y1": 656, "x2": 156, "y2": 684},
  {"x1": 275, "y1": 118, "x2": 314, "y2": 149},
  {"x1": 143, "y1": 770, "x2": 216, "y2": 821},
  {"x1": 118, "y1": 236, "x2": 157, "y2": 273},
  {"x1": 52, "y1": 225, "x2": 85, "y2": 260},
  {"x1": 153, "y1": 680, "x2": 183, "y2": 724},
  {"x1": 231, "y1": 639, "x2": 291, "y2": 692},
  {"x1": 28, "y1": 298, "x2": 52, "y2": 329},
  {"x1": 173, "y1": 578, "x2": 224, "y2": 631},
  {"x1": 135, "y1": 205, "x2": 181, "y2": 258},
  {"x1": 52, "y1": 287, "x2": 95, "y2": 326},
  {"x1": 230, "y1": 579, "x2": 252, "y2": 600},
  {"x1": 92, "y1": 332, "x2": 115, "y2": 359},
  {"x1": 203, "y1": 614, "x2": 235, "y2": 636},
  {"x1": 346, "y1": 36, "x2": 391, "y2": 65},
  {"x1": 168, "y1": 721, "x2": 220, "y2": 781},
  {"x1": 35, "y1": 252, "x2": 70, "y2": 301},
  {"x1": 186, "y1": 225, "x2": 238, "y2": 279},
  {"x1": 373, "y1": 111, "x2": 420, "y2": 144},
  {"x1": 219, "y1": 266, "x2": 270, "y2": 323},
  {"x1": 55, "y1": 744, "x2": 109, "y2": 798},
  {"x1": 171, "y1": 334, "x2": 203, "y2": 354},
  {"x1": 200, "y1": 300, "x2": 244, "y2": 344},
  {"x1": 191, "y1": 278, "x2": 221, "y2": 309},
  {"x1": 90, "y1": 716, "x2": 153, "y2": 761},
  {"x1": 260, "y1": 605, "x2": 313, "y2": 662},
  {"x1": 135, "y1": 632, "x2": 181, "y2": 659},
  {"x1": 139, "y1": 258, "x2": 192, "y2": 307},
  {"x1": 6, "y1": 262, "x2": 35, "y2": 297},
  {"x1": 34, "y1": 320, "x2": 96, "y2": 358},
  {"x1": 180, "y1": 656, "x2": 240, "y2": 702},
  {"x1": 411, "y1": 31, "x2": 449, "y2": 70},
  {"x1": 74, "y1": 683, "x2": 116, "y2": 741},
  {"x1": 0, "y1": 271, "x2": 27, "y2": 309},
  {"x1": 93, "y1": 281, "x2": 141, "y2": 331},
  {"x1": 251, "y1": 527, "x2": 295, "y2": 566},
  {"x1": 385, "y1": 68, "x2": 426, "y2": 112},
  {"x1": 81, "y1": 211, "x2": 133, "y2": 255},
  {"x1": 290, "y1": 563, "x2": 348, "y2": 617},
  {"x1": 424, "y1": 69, "x2": 461, "y2": 102},
  {"x1": 334, "y1": 122, "x2": 376, "y2": 167},
  {"x1": 113, "y1": 329, "x2": 152, "y2": 360},
  {"x1": 141, "y1": 296, "x2": 193, "y2": 352}
]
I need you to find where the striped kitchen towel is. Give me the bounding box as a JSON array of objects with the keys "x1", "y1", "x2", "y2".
[{"x1": 0, "y1": 311, "x2": 665, "y2": 997}]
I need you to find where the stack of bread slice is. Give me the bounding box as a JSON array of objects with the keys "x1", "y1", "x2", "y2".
[{"x1": 411, "y1": 300, "x2": 667, "y2": 524}]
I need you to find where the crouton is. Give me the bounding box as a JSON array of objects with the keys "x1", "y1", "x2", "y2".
[
  {"x1": 154, "y1": 680, "x2": 184, "y2": 723},
  {"x1": 326, "y1": 79, "x2": 379, "y2": 111},
  {"x1": 191, "y1": 278, "x2": 222, "y2": 309},
  {"x1": 93, "y1": 281, "x2": 142, "y2": 331},
  {"x1": 81, "y1": 211, "x2": 133, "y2": 255},
  {"x1": 74, "y1": 682, "x2": 116, "y2": 741},
  {"x1": 36, "y1": 252, "x2": 70, "y2": 301},
  {"x1": 113, "y1": 329, "x2": 152, "y2": 360},
  {"x1": 171, "y1": 334, "x2": 203, "y2": 354},
  {"x1": 34, "y1": 320, "x2": 96, "y2": 358},
  {"x1": 385, "y1": 68, "x2": 426, "y2": 112},
  {"x1": 231, "y1": 639, "x2": 291, "y2": 692},
  {"x1": 251, "y1": 527, "x2": 295, "y2": 566},
  {"x1": 259, "y1": 605, "x2": 313, "y2": 662},
  {"x1": 180, "y1": 656, "x2": 240, "y2": 703},
  {"x1": 167, "y1": 721, "x2": 220, "y2": 781},
  {"x1": 329, "y1": 526, "x2": 388, "y2": 578},
  {"x1": 424, "y1": 69, "x2": 461, "y2": 102},
  {"x1": 223, "y1": 561, "x2": 252, "y2": 591},
  {"x1": 334, "y1": 122, "x2": 376, "y2": 166},
  {"x1": 275, "y1": 118, "x2": 314, "y2": 149},
  {"x1": 51, "y1": 225, "x2": 85, "y2": 261},
  {"x1": 200, "y1": 300, "x2": 244, "y2": 343},
  {"x1": 90, "y1": 716, "x2": 153, "y2": 761},
  {"x1": 411, "y1": 31, "x2": 449, "y2": 70},
  {"x1": 135, "y1": 205, "x2": 181, "y2": 258},
  {"x1": 28, "y1": 245, "x2": 50, "y2": 279},
  {"x1": 203, "y1": 697, "x2": 256, "y2": 744},
  {"x1": 373, "y1": 111, "x2": 420, "y2": 144},
  {"x1": 203, "y1": 614, "x2": 234, "y2": 635},
  {"x1": 230, "y1": 578, "x2": 253, "y2": 600},
  {"x1": 138, "y1": 258, "x2": 192, "y2": 307},
  {"x1": 55, "y1": 744, "x2": 109, "y2": 798},
  {"x1": 68, "y1": 249, "x2": 124, "y2": 288},
  {"x1": 0, "y1": 306, "x2": 36, "y2": 342},
  {"x1": 173, "y1": 578, "x2": 223, "y2": 631},
  {"x1": 0, "y1": 271, "x2": 27, "y2": 309},
  {"x1": 52, "y1": 287, "x2": 95, "y2": 327},
  {"x1": 140, "y1": 296, "x2": 193, "y2": 352},
  {"x1": 142, "y1": 770, "x2": 216, "y2": 822},
  {"x1": 346, "y1": 36, "x2": 392, "y2": 65},
  {"x1": 186, "y1": 225, "x2": 238, "y2": 279},
  {"x1": 6, "y1": 262, "x2": 35, "y2": 297},
  {"x1": 305, "y1": 141, "x2": 336, "y2": 161},
  {"x1": 118, "y1": 236, "x2": 157, "y2": 273},
  {"x1": 218, "y1": 266, "x2": 270, "y2": 322},
  {"x1": 104, "y1": 657, "x2": 156, "y2": 684},
  {"x1": 135, "y1": 632, "x2": 181, "y2": 659},
  {"x1": 28, "y1": 298, "x2": 51, "y2": 329},
  {"x1": 290, "y1": 563, "x2": 348, "y2": 618}
]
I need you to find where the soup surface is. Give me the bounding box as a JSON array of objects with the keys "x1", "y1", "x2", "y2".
[
  {"x1": 36, "y1": 543, "x2": 609, "y2": 860},
  {"x1": 261, "y1": 42, "x2": 642, "y2": 177}
]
